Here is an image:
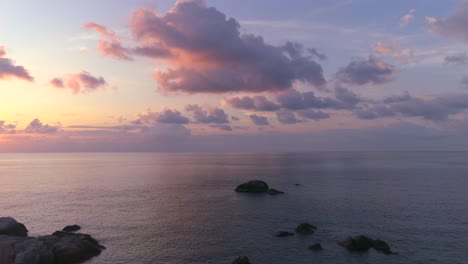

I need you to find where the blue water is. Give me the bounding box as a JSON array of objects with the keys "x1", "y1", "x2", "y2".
[{"x1": 0, "y1": 152, "x2": 467, "y2": 264}]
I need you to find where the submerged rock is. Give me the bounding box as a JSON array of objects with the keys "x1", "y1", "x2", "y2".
[
  {"x1": 339, "y1": 235, "x2": 395, "y2": 254},
  {"x1": 267, "y1": 189, "x2": 284, "y2": 195},
  {"x1": 274, "y1": 231, "x2": 294, "y2": 237},
  {"x1": 235, "y1": 181, "x2": 269, "y2": 192},
  {"x1": 62, "y1": 225, "x2": 81, "y2": 233},
  {"x1": 308, "y1": 243, "x2": 323, "y2": 251},
  {"x1": 232, "y1": 256, "x2": 251, "y2": 264},
  {"x1": 0, "y1": 217, "x2": 28, "y2": 237},
  {"x1": 295, "y1": 223, "x2": 317, "y2": 234},
  {"x1": 0, "y1": 217, "x2": 105, "y2": 264}
]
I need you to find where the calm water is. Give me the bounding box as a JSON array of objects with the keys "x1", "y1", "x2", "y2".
[{"x1": 0, "y1": 152, "x2": 467, "y2": 264}]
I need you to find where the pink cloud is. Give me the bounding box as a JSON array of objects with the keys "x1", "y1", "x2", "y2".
[
  {"x1": 84, "y1": 22, "x2": 132, "y2": 60},
  {"x1": 372, "y1": 41, "x2": 414, "y2": 64},
  {"x1": 0, "y1": 46, "x2": 34, "y2": 82},
  {"x1": 50, "y1": 71, "x2": 107, "y2": 94},
  {"x1": 400, "y1": 9, "x2": 415, "y2": 28},
  {"x1": 83, "y1": 1, "x2": 325, "y2": 93}
]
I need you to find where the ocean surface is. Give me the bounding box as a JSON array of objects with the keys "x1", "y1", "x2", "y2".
[{"x1": 0, "y1": 152, "x2": 467, "y2": 264}]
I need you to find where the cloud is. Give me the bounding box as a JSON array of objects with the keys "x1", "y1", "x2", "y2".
[
  {"x1": 462, "y1": 76, "x2": 468, "y2": 88},
  {"x1": 0, "y1": 121, "x2": 16, "y2": 134},
  {"x1": 382, "y1": 91, "x2": 412, "y2": 103},
  {"x1": 84, "y1": 22, "x2": 132, "y2": 60},
  {"x1": 97, "y1": 40, "x2": 132, "y2": 61},
  {"x1": 400, "y1": 9, "x2": 415, "y2": 28},
  {"x1": 296, "y1": 109, "x2": 330, "y2": 120},
  {"x1": 127, "y1": 1, "x2": 325, "y2": 93},
  {"x1": 133, "y1": 109, "x2": 190, "y2": 125},
  {"x1": 445, "y1": 53, "x2": 468, "y2": 64},
  {"x1": 24, "y1": 119, "x2": 60, "y2": 134},
  {"x1": 249, "y1": 114, "x2": 270, "y2": 126},
  {"x1": 0, "y1": 46, "x2": 34, "y2": 82},
  {"x1": 276, "y1": 87, "x2": 360, "y2": 110},
  {"x1": 355, "y1": 93, "x2": 468, "y2": 121},
  {"x1": 426, "y1": 1, "x2": 468, "y2": 40},
  {"x1": 50, "y1": 71, "x2": 107, "y2": 94},
  {"x1": 276, "y1": 110, "x2": 301, "y2": 124},
  {"x1": 372, "y1": 41, "x2": 414, "y2": 64},
  {"x1": 210, "y1": 124, "x2": 233, "y2": 131},
  {"x1": 336, "y1": 56, "x2": 395, "y2": 85},
  {"x1": 185, "y1": 104, "x2": 230, "y2": 124},
  {"x1": 226, "y1": 96, "x2": 280, "y2": 111}
]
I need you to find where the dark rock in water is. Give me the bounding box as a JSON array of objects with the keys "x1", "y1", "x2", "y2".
[
  {"x1": 0, "y1": 217, "x2": 105, "y2": 264},
  {"x1": 340, "y1": 235, "x2": 373, "y2": 251},
  {"x1": 295, "y1": 223, "x2": 317, "y2": 234},
  {"x1": 274, "y1": 231, "x2": 294, "y2": 237},
  {"x1": 371, "y1": 239, "x2": 395, "y2": 255},
  {"x1": 339, "y1": 236, "x2": 395, "y2": 255},
  {"x1": 267, "y1": 189, "x2": 284, "y2": 195},
  {"x1": 0, "y1": 217, "x2": 28, "y2": 237},
  {"x1": 232, "y1": 256, "x2": 251, "y2": 264},
  {"x1": 294, "y1": 183, "x2": 301, "y2": 186},
  {"x1": 62, "y1": 225, "x2": 81, "y2": 232},
  {"x1": 308, "y1": 243, "x2": 323, "y2": 251},
  {"x1": 235, "y1": 180, "x2": 269, "y2": 192}
]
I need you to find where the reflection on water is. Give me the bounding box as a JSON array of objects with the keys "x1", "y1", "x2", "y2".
[{"x1": 1, "y1": 152, "x2": 467, "y2": 263}]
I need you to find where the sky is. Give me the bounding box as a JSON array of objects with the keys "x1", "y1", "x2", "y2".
[{"x1": 0, "y1": 0, "x2": 467, "y2": 152}]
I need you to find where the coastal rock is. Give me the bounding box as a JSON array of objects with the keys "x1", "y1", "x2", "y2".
[
  {"x1": 232, "y1": 256, "x2": 251, "y2": 264},
  {"x1": 308, "y1": 243, "x2": 323, "y2": 251},
  {"x1": 371, "y1": 239, "x2": 394, "y2": 255},
  {"x1": 0, "y1": 217, "x2": 28, "y2": 237},
  {"x1": 267, "y1": 189, "x2": 284, "y2": 195},
  {"x1": 62, "y1": 225, "x2": 81, "y2": 232},
  {"x1": 339, "y1": 236, "x2": 395, "y2": 254},
  {"x1": 295, "y1": 223, "x2": 317, "y2": 234},
  {"x1": 274, "y1": 231, "x2": 294, "y2": 237},
  {"x1": 0, "y1": 217, "x2": 105, "y2": 264},
  {"x1": 235, "y1": 180, "x2": 269, "y2": 192}
]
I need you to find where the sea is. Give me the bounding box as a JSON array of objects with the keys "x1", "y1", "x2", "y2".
[{"x1": 0, "y1": 152, "x2": 467, "y2": 264}]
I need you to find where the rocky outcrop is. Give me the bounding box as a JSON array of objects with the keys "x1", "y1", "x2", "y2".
[
  {"x1": 235, "y1": 181, "x2": 269, "y2": 192},
  {"x1": 295, "y1": 223, "x2": 317, "y2": 235},
  {"x1": 274, "y1": 231, "x2": 294, "y2": 237},
  {"x1": 235, "y1": 181, "x2": 284, "y2": 194},
  {"x1": 0, "y1": 217, "x2": 28, "y2": 237},
  {"x1": 267, "y1": 189, "x2": 284, "y2": 195},
  {"x1": 232, "y1": 256, "x2": 251, "y2": 264},
  {"x1": 339, "y1": 235, "x2": 395, "y2": 255},
  {"x1": 62, "y1": 225, "x2": 81, "y2": 233},
  {"x1": 308, "y1": 243, "x2": 323, "y2": 251},
  {"x1": 0, "y1": 218, "x2": 105, "y2": 264}
]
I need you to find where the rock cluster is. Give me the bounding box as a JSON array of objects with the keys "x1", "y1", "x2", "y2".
[{"x1": 0, "y1": 217, "x2": 105, "y2": 264}]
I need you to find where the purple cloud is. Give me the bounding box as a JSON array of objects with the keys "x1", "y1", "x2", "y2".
[
  {"x1": 249, "y1": 114, "x2": 270, "y2": 126},
  {"x1": 445, "y1": 53, "x2": 468, "y2": 64},
  {"x1": 0, "y1": 121, "x2": 16, "y2": 134},
  {"x1": 0, "y1": 46, "x2": 34, "y2": 82},
  {"x1": 355, "y1": 93, "x2": 468, "y2": 121},
  {"x1": 297, "y1": 109, "x2": 330, "y2": 120},
  {"x1": 185, "y1": 104, "x2": 229, "y2": 124},
  {"x1": 127, "y1": 1, "x2": 325, "y2": 93},
  {"x1": 25, "y1": 119, "x2": 60, "y2": 134},
  {"x1": 276, "y1": 110, "x2": 301, "y2": 124},
  {"x1": 133, "y1": 109, "x2": 190, "y2": 125},
  {"x1": 426, "y1": 1, "x2": 468, "y2": 41},
  {"x1": 226, "y1": 96, "x2": 280, "y2": 111},
  {"x1": 336, "y1": 56, "x2": 395, "y2": 85}
]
